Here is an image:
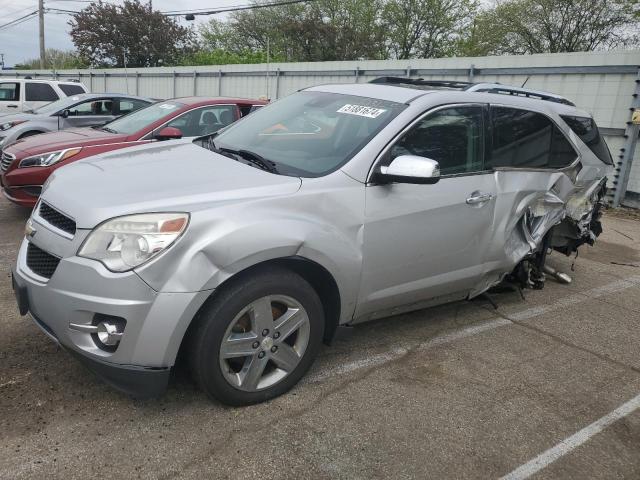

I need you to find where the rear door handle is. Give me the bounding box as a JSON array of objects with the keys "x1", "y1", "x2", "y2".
[{"x1": 466, "y1": 192, "x2": 494, "y2": 205}]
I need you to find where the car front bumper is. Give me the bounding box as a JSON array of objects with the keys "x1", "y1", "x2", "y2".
[{"x1": 12, "y1": 237, "x2": 212, "y2": 398}]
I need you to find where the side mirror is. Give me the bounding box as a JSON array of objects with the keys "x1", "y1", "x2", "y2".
[
  {"x1": 60, "y1": 109, "x2": 70, "y2": 119},
  {"x1": 377, "y1": 155, "x2": 440, "y2": 185},
  {"x1": 154, "y1": 126, "x2": 183, "y2": 140}
]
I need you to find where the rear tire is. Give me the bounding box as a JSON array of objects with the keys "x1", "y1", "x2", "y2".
[{"x1": 189, "y1": 266, "x2": 324, "y2": 406}]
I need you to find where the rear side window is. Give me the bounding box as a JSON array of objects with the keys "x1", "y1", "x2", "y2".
[
  {"x1": 489, "y1": 107, "x2": 576, "y2": 169},
  {"x1": 117, "y1": 99, "x2": 149, "y2": 115},
  {"x1": 59, "y1": 83, "x2": 86, "y2": 96},
  {"x1": 561, "y1": 115, "x2": 613, "y2": 165},
  {"x1": 0, "y1": 82, "x2": 20, "y2": 101},
  {"x1": 25, "y1": 82, "x2": 58, "y2": 102}
]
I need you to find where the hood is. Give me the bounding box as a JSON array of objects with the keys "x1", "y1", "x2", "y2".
[
  {"x1": 41, "y1": 141, "x2": 302, "y2": 228},
  {"x1": 0, "y1": 112, "x2": 38, "y2": 126},
  {"x1": 6, "y1": 127, "x2": 127, "y2": 155}
]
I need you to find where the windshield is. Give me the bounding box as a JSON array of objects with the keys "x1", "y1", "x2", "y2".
[
  {"x1": 103, "y1": 101, "x2": 184, "y2": 135},
  {"x1": 33, "y1": 95, "x2": 86, "y2": 115},
  {"x1": 210, "y1": 91, "x2": 406, "y2": 177}
]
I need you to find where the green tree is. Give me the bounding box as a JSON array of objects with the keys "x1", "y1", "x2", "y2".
[
  {"x1": 199, "y1": 0, "x2": 387, "y2": 62},
  {"x1": 463, "y1": 0, "x2": 638, "y2": 56},
  {"x1": 382, "y1": 0, "x2": 479, "y2": 59},
  {"x1": 69, "y1": 0, "x2": 197, "y2": 67},
  {"x1": 15, "y1": 49, "x2": 88, "y2": 70}
]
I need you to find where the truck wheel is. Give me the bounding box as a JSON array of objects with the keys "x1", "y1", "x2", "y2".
[{"x1": 189, "y1": 266, "x2": 324, "y2": 405}]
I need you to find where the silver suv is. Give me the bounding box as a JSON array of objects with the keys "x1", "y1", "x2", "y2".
[
  {"x1": 12, "y1": 79, "x2": 610, "y2": 405},
  {"x1": 0, "y1": 93, "x2": 152, "y2": 150}
]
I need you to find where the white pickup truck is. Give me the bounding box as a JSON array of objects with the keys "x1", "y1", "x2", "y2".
[{"x1": 0, "y1": 78, "x2": 88, "y2": 114}]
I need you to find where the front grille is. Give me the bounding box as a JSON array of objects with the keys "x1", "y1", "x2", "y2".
[
  {"x1": 39, "y1": 203, "x2": 76, "y2": 235},
  {"x1": 1, "y1": 151, "x2": 15, "y2": 172},
  {"x1": 26, "y1": 242, "x2": 61, "y2": 279}
]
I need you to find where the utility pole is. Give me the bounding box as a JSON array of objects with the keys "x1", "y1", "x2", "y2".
[{"x1": 38, "y1": 0, "x2": 45, "y2": 69}]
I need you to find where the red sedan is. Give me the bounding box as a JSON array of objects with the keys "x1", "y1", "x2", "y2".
[{"x1": 0, "y1": 96, "x2": 266, "y2": 207}]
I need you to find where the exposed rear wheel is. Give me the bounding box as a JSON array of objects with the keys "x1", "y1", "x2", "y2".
[{"x1": 189, "y1": 267, "x2": 324, "y2": 405}]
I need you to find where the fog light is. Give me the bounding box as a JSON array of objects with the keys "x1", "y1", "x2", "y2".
[
  {"x1": 69, "y1": 315, "x2": 126, "y2": 352},
  {"x1": 96, "y1": 321, "x2": 123, "y2": 346}
]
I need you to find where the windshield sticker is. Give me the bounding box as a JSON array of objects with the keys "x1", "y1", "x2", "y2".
[
  {"x1": 158, "y1": 104, "x2": 177, "y2": 110},
  {"x1": 337, "y1": 104, "x2": 387, "y2": 118}
]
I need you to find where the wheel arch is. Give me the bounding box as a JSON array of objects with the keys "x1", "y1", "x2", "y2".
[
  {"x1": 176, "y1": 255, "x2": 342, "y2": 366},
  {"x1": 17, "y1": 129, "x2": 45, "y2": 139}
]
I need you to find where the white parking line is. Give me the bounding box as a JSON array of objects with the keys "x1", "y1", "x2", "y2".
[
  {"x1": 500, "y1": 393, "x2": 640, "y2": 480},
  {"x1": 308, "y1": 274, "x2": 640, "y2": 384},
  {"x1": 309, "y1": 318, "x2": 511, "y2": 383}
]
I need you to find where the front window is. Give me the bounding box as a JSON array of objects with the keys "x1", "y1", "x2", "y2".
[
  {"x1": 33, "y1": 96, "x2": 83, "y2": 115},
  {"x1": 25, "y1": 82, "x2": 59, "y2": 102},
  {"x1": 102, "y1": 101, "x2": 184, "y2": 135},
  {"x1": 66, "y1": 98, "x2": 114, "y2": 116},
  {"x1": 210, "y1": 91, "x2": 406, "y2": 177},
  {"x1": 388, "y1": 106, "x2": 484, "y2": 175}
]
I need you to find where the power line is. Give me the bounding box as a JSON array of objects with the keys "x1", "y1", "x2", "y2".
[
  {"x1": 0, "y1": 11, "x2": 38, "y2": 31},
  {"x1": 1, "y1": 0, "x2": 320, "y2": 28},
  {"x1": 0, "y1": 5, "x2": 36, "y2": 21},
  {"x1": 162, "y1": 0, "x2": 319, "y2": 17}
]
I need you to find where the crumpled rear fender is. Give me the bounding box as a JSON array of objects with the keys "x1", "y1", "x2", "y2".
[{"x1": 472, "y1": 166, "x2": 606, "y2": 296}]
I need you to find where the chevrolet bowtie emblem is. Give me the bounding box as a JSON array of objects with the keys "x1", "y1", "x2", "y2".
[{"x1": 25, "y1": 220, "x2": 36, "y2": 239}]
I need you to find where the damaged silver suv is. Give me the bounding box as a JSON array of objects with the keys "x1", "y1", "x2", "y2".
[{"x1": 12, "y1": 78, "x2": 610, "y2": 405}]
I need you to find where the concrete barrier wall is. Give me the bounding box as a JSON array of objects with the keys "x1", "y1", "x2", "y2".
[{"x1": 3, "y1": 50, "x2": 639, "y2": 205}]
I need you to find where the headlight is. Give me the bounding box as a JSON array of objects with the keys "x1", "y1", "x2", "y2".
[
  {"x1": 78, "y1": 213, "x2": 189, "y2": 272},
  {"x1": 19, "y1": 147, "x2": 82, "y2": 168},
  {"x1": 0, "y1": 120, "x2": 26, "y2": 131}
]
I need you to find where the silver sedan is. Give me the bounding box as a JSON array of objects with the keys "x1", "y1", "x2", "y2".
[{"x1": 0, "y1": 93, "x2": 153, "y2": 150}]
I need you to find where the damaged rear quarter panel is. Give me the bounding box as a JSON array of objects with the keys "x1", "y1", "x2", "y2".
[{"x1": 473, "y1": 155, "x2": 608, "y2": 296}]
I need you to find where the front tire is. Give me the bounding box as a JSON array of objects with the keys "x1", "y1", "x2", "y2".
[{"x1": 189, "y1": 266, "x2": 324, "y2": 406}]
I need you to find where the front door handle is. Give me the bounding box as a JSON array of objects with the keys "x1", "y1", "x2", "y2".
[
  {"x1": 466, "y1": 192, "x2": 494, "y2": 205},
  {"x1": 7, "y1": 104, "x2": 18, "y2": 108}
]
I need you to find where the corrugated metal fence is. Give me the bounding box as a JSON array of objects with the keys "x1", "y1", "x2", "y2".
[{"x1": 3, "y1": 50, "x2": 640, "y2": 206}]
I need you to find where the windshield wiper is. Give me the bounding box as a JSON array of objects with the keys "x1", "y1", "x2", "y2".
[
  {"x1": 100, "y1": 126, "x2": 117, "y2": 133},
  {"x1": 217, "y1": 146, "x2": 279, "y2": 174}
]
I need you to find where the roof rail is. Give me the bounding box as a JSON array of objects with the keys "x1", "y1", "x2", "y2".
[
  {"x1": 369, "y1": 76, "x2": 575, "y2": 107},
  {"x1": 467, "y1": 83, "x2": 575, "y2": 106},
  {"x1": 369, "y1": 76, "x2": 473, "y2": 90}
]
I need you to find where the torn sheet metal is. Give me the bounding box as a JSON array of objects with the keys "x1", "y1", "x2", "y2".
[{"x1": 472, "y1": 169, "x2": 606, "y2": 297}]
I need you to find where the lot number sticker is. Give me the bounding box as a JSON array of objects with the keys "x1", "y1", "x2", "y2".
[{"x1": 337, "y1": 104, "x2": 387, "y2": 118}]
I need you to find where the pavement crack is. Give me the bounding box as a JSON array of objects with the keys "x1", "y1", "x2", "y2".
[
  {"x1": 612, "y1": 229, "x2": 635, "y2": 241},
  {"x1": 491, "y1": 309, "x2": 640, "y2": 378},
  {"x1": 156, "y1": 358, "x2": 394, "y2": 480}
]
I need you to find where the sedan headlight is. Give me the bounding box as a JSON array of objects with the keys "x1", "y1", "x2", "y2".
[
  {"x1": 78, "y1": 213, "x2": 189, "y2": 272},
  {"x1": 19, "y1": 147, "x2": 82, "y2": 168},
  {"x1": 0, "y1": 120, "x2": 26, "y2": 131}
]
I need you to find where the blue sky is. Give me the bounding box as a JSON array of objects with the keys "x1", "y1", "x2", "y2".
[{"x1": 0, "y1": 0, "x2": 238, "y2": 67}]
